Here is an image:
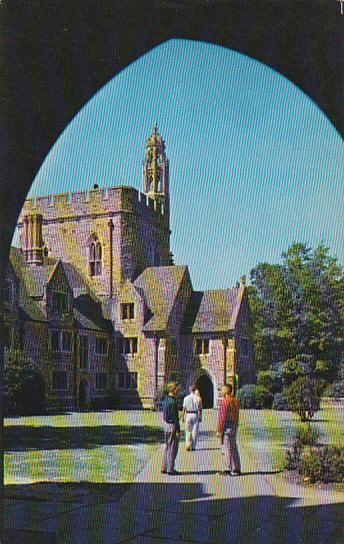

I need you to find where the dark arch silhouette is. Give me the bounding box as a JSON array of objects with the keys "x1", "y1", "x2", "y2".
[
  {"x1": 0, "y1": 1, "x2": 342, "y2": 523},
  {"x1": 196, "y1": 373, "x2": 214, "y2": 409},
  {"x1": 0, "y1": 1, "x2": 342, "y2": 269}
]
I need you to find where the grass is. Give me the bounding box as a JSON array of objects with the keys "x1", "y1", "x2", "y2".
[
  {"x1": 4, "y1": 410, "x2": 164, "y2": 486},
  {"x1": 237, "y1": 404, "x2": 343, "y2": 471},
  {"x1": 4, "y1": 405, "x2": 343, "y2": 487}
]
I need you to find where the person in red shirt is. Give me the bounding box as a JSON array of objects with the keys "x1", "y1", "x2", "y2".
[{"x1": 216, "y1": 383, "x2": 241, "y2": 475}]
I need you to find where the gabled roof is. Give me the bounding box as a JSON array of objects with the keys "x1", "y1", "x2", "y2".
[
  {"x1": 9, "y1": 247, "x2": 110, "y2": 331},
  {"x1": 60, "y1": 262, "x2": 89, "y2": 297},
  {"x1": 183, "y1": 287, "x2": 243, "y2": 334},
  {"x1": 134, "y1": 266, "x2": 188, "y2": 332},
  {"x1": 114, "y1": 278, "x2": 143, "y2": 302},
  {"x1": 9, "y1": 247, "x2": 56, "y2": 298}
]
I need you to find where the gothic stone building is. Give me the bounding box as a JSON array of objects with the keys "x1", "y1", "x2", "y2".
[{"x1": 4, "y1": 126, "x2": 255, "y2": 410}]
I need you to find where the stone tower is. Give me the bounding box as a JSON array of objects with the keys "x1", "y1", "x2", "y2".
[
  {"x1": 143, "y1": 123, "x2": 170, "y2": 223},
  {"x1": 17, "y1": 128, "x2": 172, "y2": 296}
]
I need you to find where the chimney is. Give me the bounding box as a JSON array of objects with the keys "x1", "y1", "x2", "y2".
[{"x1": 23, "y1": 213, "x2": 44, "y2": 265}]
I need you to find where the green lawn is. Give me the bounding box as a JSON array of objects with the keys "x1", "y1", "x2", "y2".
[
  {"x1": 237, "y1": 403, "x2": 343, "y2": 471},
  {"x1": 4, "y1": 410, "x2": 164, "y2": 485},
  {"x1": 4, "y1": 404, "x2": 343, "y2": 486}
]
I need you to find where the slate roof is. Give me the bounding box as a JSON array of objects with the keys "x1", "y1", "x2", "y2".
[
  {"x1": 9, "y1": 247, "x2": 56, "y2": 298},
  {"x1": 9, "y1": 247, "x2": 244, "y2": 335},
  {"x1": 73, "y1": 294, "x2": 112, "y2": 332},
  {"x1": 8, "y1": 247, "x2": 111, "y2": 332},
  {"x1": 134, "y1": 266, "x2": 187, "y2": 332},
  {"x1": 183, "y1": 287, "x2": 243, "y2": 334},
  {"x1": 19, "y1": 296, "x2": 47, "y2": 322},
  {"x1": 61, "y1": 262, "x2": 90, "y2": 297}
]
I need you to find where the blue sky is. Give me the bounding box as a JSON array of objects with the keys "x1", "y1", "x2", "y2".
[{"x1": 19, "y1": 39, "x2": 343, "y2": 290}]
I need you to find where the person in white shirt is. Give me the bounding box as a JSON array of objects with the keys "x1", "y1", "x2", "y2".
[{"x1": 182, "y1": 385, "x2": 203, "y2": 451}]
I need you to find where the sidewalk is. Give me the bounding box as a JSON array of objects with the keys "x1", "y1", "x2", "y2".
[{"x1": 4, "y1": 411, "x2": 343, "y2": 543}]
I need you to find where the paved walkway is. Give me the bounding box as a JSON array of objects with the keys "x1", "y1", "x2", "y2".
[{"x1": 4, "y1": 411, "x2": 343, "y2": 543}]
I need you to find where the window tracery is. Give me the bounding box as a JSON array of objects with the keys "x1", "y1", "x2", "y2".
[{"x1": 89, "y1": 235, "x2": 102, "y2": 276}]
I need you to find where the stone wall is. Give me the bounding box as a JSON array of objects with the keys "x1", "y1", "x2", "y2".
[{"x1": 18, "y1": 186, "x2": 170, "y2": 296}]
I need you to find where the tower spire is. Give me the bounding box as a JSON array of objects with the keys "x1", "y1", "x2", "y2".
[{"x1": 142, "y1": 124, "x2": 170, "y2": 220}]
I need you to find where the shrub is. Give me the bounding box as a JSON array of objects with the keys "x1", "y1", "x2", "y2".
[
  {"x1": 285, "y1": 449, "x2": 297, "y2": 470},
  {"x1": 285, "y1": 424, "x2": 319, "y2": 470},
  {"x1": 4, "y1": 349, "x2": 45, "y2": 415},
  {"x1": 272, "y1": 392, "x2": 290, "y2": 411},
  {"x1": 237, "y1": 384, "x2": 273, "y2": 409},
  {"x1": 257, "y1": 370, "x2": 281, "y2": 394},
  {"x1": 294, "y1": 424, "x2": 319, "y2": 447},
  {"x1": 255, "y1": 386, "x2": 273, "y2": 409},
  {"x1": 237, "y1": 385, "x2": 255, "y2": 408},
  {"x1": 285, "y1": 424, "x2": 344, "y2": 484},
  {"x1": 324, "y1": 381, "x2": 344, "y2": 399},
  {"x1": 298, "y1": 446, "x2": 344, "y2": 483},
  {"x1": 284, "y1": 377, "x2": 320, "y2": 421}
]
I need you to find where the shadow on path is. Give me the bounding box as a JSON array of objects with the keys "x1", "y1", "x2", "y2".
[{"x1": 4, "y1": 481, "x2": 344, "y2": 543}]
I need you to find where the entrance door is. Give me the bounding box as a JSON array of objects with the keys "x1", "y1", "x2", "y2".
[{"x1": 196, "y1": 374, "x2": 214, "y2": 408}]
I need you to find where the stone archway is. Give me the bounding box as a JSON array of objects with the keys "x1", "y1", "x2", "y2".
[{"x1": 195, "y1": 373, "x2": 214, "y2": 409}]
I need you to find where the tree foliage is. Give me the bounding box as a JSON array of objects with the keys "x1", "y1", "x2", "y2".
[
  {"x1": 4, "y1": 348, "x2": 45, "y2": 415},
  {"x1": 248, "y1": 243, "x2": 344, "y2": 386}
]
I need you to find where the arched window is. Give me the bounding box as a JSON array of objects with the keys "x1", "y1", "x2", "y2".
[
  {"x1": 157, "y1": 174, "x2": 162, "y2": 192},
  {"x1": 89, "y1": 235, "x2": 102, "y2": 276}
]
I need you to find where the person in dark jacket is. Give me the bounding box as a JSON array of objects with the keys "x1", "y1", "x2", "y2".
[{"x1": 161, "y1": 381, "x2": 181, "y2": 475}]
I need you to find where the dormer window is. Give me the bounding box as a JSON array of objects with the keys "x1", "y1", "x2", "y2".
[
  {"x1": 51, "y1": 290, "x2": 68, "y2": 313},
  {"x1": 89, "y1": 235, "x2": 102, "y2": 277},
  {"x1": 121, "y1": 303, "x2": 134, "y2": 320},
  {"x1": 195, "y1": 338, "x2": 210, "y2": 355}
]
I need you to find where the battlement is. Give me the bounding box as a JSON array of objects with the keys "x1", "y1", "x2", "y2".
[{"x1": 19, "y1": 185, "x2": 167, "y2": 225}]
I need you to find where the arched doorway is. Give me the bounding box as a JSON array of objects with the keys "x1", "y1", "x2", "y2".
[{"x1": 196, "y1": 373, "x2": 214, "y2": 409}]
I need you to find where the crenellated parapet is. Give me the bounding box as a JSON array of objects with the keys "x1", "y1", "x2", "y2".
[{"x1": 18, "y1": 185, "x2": 168, "y2": 227}]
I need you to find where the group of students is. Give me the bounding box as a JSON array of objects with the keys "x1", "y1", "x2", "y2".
[{"x1": 161, "y1": 381, "x2": 242, "y2": 476}]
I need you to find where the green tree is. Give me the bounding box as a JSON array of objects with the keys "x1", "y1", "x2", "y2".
[
  {"x1": 4, "y1": 348, "x2": 45, "y2": 415},
  {"x1": 249, "y1": 243, "x2": 344, "y2": 385},
  {"x1": 282, "y1": 243, "x2": 343, "y2": 380}
]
